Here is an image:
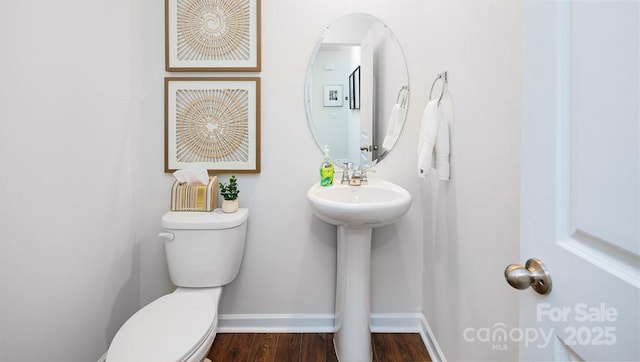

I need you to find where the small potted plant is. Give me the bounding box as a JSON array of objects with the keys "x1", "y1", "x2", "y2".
[{"x1": 219, "y1": 175, "x2": 240, "y2": 213}]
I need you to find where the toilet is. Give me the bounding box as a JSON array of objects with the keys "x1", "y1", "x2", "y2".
[{"x1": 106, "y1": 208, "x2": 249, "y2": 362}]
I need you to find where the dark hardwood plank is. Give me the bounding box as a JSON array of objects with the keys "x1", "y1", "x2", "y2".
[
  {"x1": 301, "y1": 333, "x2": 331, "y2": 362},
  {"x1": 372, "y1": 333, "x2": 405, "y2": 361},
  {"x1": 208, "y1": 332, "x2": 430, "y2": 362},
  {"x1": 324, "y1": 334, "x2": 338, "y2": 362},
  {"x1": 207, "y1": 333, "x2": 233, "y2": 362},
  {"x1": 248, "y1": 333, "x2": 279, "y2": 362},
  {"x1": 273, "y1": 333, "x2": 302, "y2": 361},
  {"x1": 210, "y1": 333, "x2": 255, "y2": 362},
  {"x1": 393, "y1": 333, "x2": 431, "y2": 362}
]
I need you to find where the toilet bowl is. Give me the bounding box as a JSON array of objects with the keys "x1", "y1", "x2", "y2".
[{"x1": 106, "y1": 209, "x2": 248, "y2": 362}]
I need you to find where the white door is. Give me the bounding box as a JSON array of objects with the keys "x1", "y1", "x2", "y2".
[{"x1": 518, "y1": 1, "x2": 639, "y2": 361}]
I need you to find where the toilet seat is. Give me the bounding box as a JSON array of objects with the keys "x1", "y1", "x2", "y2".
[{"x1": 107, "y1": 292, "x2": 217, "y2": 362}]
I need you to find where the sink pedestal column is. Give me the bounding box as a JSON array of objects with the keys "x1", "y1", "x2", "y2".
[{"x1": 334, "y1": 225, "x2": 373, "y2": 362}]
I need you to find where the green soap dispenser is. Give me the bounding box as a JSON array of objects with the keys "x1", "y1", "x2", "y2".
[{"x1": 320, "y1": 145, "x2": 334, "y2": 186}]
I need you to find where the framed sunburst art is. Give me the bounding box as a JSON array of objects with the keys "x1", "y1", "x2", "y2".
[
  {"x1": 165, "y1": 77, "x2": 261, "y2": 173},
  {"x1": 165, "y1": 0, "x2": 261, "y2": 71}
]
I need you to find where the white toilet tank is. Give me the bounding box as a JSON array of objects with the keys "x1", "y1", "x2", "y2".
[{"x1": 160, "y1": 208, "x2": 249, "y2": 288}]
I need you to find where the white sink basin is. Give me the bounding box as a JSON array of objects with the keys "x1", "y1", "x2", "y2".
[{"x1": 307, "y1": 178, "x2": 411, "y2": 228}]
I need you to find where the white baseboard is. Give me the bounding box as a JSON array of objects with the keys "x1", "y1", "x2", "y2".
[
  {"x1": 418, "y1": 314, "x2": 447, "y2": 362},
  {"x1": 370, "y1": 312, "x2": 424, "y2": 332},
  {"x1": 218, "y1": 312, "x2": 429, "y2": 333},
  {"x1": 218, "y1": 313, "x2": 335, "y2": 333}
]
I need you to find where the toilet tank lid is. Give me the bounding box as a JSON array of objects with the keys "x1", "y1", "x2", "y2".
[{"x1": 162, "y1": 208, "x2": 249, "y2": 230}]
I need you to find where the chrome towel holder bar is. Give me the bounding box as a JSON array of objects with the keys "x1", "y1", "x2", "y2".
[{"x1": 429, "y1": 71, "x2": 448, "y2": 105}]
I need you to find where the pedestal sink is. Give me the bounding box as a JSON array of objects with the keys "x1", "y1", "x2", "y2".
[{"x1": 307, "y1": 178, "x2": 412, "y2": 362}]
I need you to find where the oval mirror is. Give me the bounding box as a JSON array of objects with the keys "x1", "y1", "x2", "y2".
[{"x1": 305, "y1": 13, "x2": 410, "y2": 168}]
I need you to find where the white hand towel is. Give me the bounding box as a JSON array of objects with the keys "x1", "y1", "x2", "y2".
[
  {"x1": 382, "y1": 103, "x2": 401, "y2": 150},
  {"x1": 435, "y1": 114, "x2": 450, "y2": 180},
  {"x1": 417, "y1": 100, "x2": 441, "y2": 178}
]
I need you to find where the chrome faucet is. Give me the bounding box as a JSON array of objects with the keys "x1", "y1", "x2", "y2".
[
  {"x1": 360, "y1": 167, "x2": 369, "y2": 184},
  {"x1": 349, "y1": 169, "x2": 362, "y2": 186},
  {"x1": 340, "y1": 164, "x2": 369, "y2": 186},
  {"x1": 341, "y1": 162, "x2": 354, "y2": 185},
  {"x1": 349, "y1": 166, "x2": 368, "y2": 186}
]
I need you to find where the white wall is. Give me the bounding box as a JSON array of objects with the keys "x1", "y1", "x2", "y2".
[
  {"x1": 137, "y1": 0, "x2": 427, "y2": 317},
  {"x1": 0, "y1": 1, "x2": 141, "y2": 361},
  {"x1": 0, "y1": 0, "x2": 522, "y2": 361},
  {"x1": 420, "y1": 1, "x2": 521, "y2": 361}
]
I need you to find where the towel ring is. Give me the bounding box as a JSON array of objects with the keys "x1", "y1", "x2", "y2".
[{"x1": 429, "y1": 71, "x2": 448, "y2": 105}]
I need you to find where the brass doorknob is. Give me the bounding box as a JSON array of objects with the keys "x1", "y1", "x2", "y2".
[{"x1": 504, "y1": 258, "x2": 552, "y2": 295}]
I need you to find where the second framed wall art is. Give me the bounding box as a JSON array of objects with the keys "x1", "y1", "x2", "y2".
[{"x1": 165, "y1": 77, "x2": 261, "y2": 173}]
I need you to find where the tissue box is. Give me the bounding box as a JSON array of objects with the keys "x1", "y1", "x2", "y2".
[{"x1": 170, "y1": 176, "x2": 218, "y2": 212}]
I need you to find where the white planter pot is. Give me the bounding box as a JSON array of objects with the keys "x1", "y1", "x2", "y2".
[{"x1": 221, "y1": 199, "x2": 239, "y2": 213}]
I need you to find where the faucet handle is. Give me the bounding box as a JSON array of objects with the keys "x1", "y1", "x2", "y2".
[
  {"x1": 341, "y1": 162, "x2": 353, "y2": 184},
  {"x1": 358, "y1": 166, "x2": 369, "y2": 184}
]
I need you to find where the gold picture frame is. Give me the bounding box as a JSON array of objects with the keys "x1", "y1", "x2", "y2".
[
  {"x1": 165, "y1": 0, "x2": 261, "y2": 72},
  {"x1": 165, "y1": 77, "x2": 261, "y2": 173}
]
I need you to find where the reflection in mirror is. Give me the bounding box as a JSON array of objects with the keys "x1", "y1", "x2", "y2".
[{"x1": 305, "y1": 13, "x2": 409, "y2": 169}]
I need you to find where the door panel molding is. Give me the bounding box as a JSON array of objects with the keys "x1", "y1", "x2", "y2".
[{"x1": 558, "y1": 231, "x2": 640, "y2": 288}]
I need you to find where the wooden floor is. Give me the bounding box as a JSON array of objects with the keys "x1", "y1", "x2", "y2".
[{"x1": 207, "y1": 333, "x2": 431, "y2": 362}]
